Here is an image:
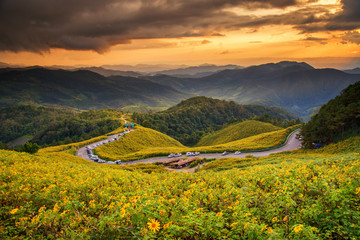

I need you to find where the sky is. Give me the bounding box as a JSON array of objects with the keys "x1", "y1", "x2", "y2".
[{"x1": 0, "y1": 0, "x2": 360, "y2": 69}]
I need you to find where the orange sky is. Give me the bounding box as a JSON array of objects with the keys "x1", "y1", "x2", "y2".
[{"x1": 1, "y1": 0, "x2": 360, "y2": 69}]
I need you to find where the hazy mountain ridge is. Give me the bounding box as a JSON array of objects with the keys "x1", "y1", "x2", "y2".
[
  {"x1": 0, "y1": 67, "x2": 191, "y2": 109},
  {"x1": 1, "y1": 61, "x2": 359, "y2": 120},
  {"x1": 147, "y1": 61, "x2": 360, "y2": 119}
]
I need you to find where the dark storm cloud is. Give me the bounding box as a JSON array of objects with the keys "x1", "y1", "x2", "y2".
[{"x1": 0, "y1": 0, "x2": 359, "y2": 52}]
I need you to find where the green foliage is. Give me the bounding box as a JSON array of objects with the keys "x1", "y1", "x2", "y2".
[
  {"x1": 133, "y1": 96, "x2": 296, "y2": 146},
  {"x1": 197, "y1": 120, "x2": 283, "y2": 146},
  {"x1": 0, "y1": 105, "x2": 122, "y2": 146},
  {"x1": 21, "y1": 142, "x2": 40, "y2": 154},
  {"x1": 302, "y1": 81, "x2": 360, "y2": 148}
]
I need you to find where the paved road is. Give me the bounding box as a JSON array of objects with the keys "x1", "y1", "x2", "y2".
[
  {"x1": 76, "y1": 129, "x2": 302, "y2": 165},
  {"x1": 116, "y1": 129, "x2": 302, "y2": 165}
]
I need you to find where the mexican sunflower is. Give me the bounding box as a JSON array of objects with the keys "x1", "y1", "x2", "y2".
[{"x1": 147, "y1": 219, "x2": 160, "y2": 232}]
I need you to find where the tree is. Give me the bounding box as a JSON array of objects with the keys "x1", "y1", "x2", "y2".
[{"x1": 21, "y1": 142, "x2": 40, "y2": 154}]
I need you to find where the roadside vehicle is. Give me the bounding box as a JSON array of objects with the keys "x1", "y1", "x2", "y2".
[{"x1": 222, "y1": 151, "x2": 229, "y2": 156}]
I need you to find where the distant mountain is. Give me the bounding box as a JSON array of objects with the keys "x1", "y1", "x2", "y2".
[
  {"x1": 343, "y1": 67, "x2": 360, "y2": 74},
  {"x1": 0, "y1": 67, "x2": 192, "y2": 109},
  {"x1": 147, "y1": 61, "x2": 360, "y2": 120},
  {"x1": 133, "y1": 96, "x2": 297, "y2": 145},
  {"x1": 301, "y1": 81, "x2": 360, "y2": 147},
  {"x1": 76, "y1": 66, "x2": 142, "y2": 77},
  {"x1": 154, "y1": 64, "x2": 242, "y2": 78}
]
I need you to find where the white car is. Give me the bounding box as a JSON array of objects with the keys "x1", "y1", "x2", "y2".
[
  {"x1": 115, "y1": 160, "x2": 122, "y2": 165},
  {"x1": 222, "y1": 151, "x2": 229, "y2": 156},
  {"x1": 98, "y1": 159, "x2": 106, "y2": 163},
  {"x1": 168, "y1": 153, "x2": 175, "y2": 158},
  {"x1": 186, "y1": 152, "x2": 193, "y2": 157},
  {"x1": 194, "y1": 152, "x2": 200, "y2": 156},
  {"x1": 174, "y1": 153, "x2": 182, "y2": 157},
  {"x1": 234, "y1": 151, "x2": 241, "y2": 155}
]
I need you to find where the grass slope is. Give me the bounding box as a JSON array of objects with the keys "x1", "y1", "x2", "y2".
[
  {"x1": 96, "y1": 126, "x2": 296, "y2": 161},
  {"x1": 1, "y1": 138, "x2": 359, "y2": 239},
  {"x1": 95, "y1": 126, "x2": 185, "y2": 160},
  {"x1": 201, "y1": 136, "x2": 360, "y2": 172},
  {"x1": 197, "y1": 120, "x2": 283, "y2": 146}
]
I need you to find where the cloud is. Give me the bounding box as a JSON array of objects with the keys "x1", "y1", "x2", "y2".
[
  {"x1": 342, "y1": 31, "x2": 360, "y2": 44},
  {"x1": 0, "y1": 0, "x2": 357, "y2": 53}
]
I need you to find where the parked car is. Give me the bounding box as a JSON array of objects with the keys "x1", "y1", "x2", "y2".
[
  {"x1": 186, "y1": 152, "x2": 194, "y2": 156},
  {"x1": 194, "y1": 152, "x2": 200, "y2": 156},
  {"x1": 234, "y1": 151, "x2": 241, "y2": 155},
  {"x1": 115, "y1": 160, "x2": 122, "y2": 165},
  {"x1": 222, "y1": 151, "x2": 229, "y2": 156},
  {"x1": 98, "y1": 159, "x2": 106, "y2": 163},
  {"x1": 168, "y1": 153, "x2": 175, "y2": 158},
  {"x1": 174, "y1": 153, "x2": 182, "y2": 157}
]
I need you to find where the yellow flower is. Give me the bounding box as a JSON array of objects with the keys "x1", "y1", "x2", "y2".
[
  {"x1": 10, "y1": 208, "x2": 19, "y2": 214},
  {"x1": 230, "y1": 222, "x2": 238, "y2": 228},
  {"x1": 244, "y1": 222, "x2": 249, "y2": 229},
  {"x1": 272, "y1": 217, "x2": 278, "y2": 222},
  {"x1": 267, "y1": 228, "x2": 273, "y2": 233},
  {"x1": 294, "y1": 224, "x2": 303, "y2": 233},
  {"x1": 147, "y1": 219, "x2": 160, "y2": 232},
  {"x1": 160, "y1": 209, "x2": 166, "y2": 215},
  {"x1": 283, "y1": 216, "x2": 288, "y2": 222},
  {"x1": 216, "y1": 211, "x2": 223, "y2": 217}
]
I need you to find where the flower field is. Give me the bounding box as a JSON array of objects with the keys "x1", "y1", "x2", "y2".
[
  {"x1": 196, "y1": 120, "x2": 283, "y2": 146},
  {"x1": 1, "y1": 141, "x2": 360, "y2": 239},
  {"x1": 96, "y1": 126, "x2": 296, "y2": 161}
]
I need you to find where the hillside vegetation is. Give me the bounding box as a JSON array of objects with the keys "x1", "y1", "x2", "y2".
[
  {"x1": 197, "y1": 120, "x2": 282, "y2": 146},
  {"x1": 96, "y1": 126, "x2": 296, "y2": 161},
  {"x1": 133, "y1": 96, "x2": 297, "y2": 146},
  {"x1": 301, "y1": 81, "x2": 360, "y2": 147},
  {"x1": 0, "y1": 106, "x2": 123, "y2": 146},
  {"x1": 1, "y1": 137, "x2": 359, "y2": 239}
]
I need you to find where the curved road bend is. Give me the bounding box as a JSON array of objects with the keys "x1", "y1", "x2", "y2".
[{"x1": 111, "y1": 129, "x2": 302, "y2": 166}]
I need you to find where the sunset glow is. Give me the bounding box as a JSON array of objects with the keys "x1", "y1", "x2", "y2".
[{"x1": 1, "y1": 0, "x2": 359, "y2": 69}]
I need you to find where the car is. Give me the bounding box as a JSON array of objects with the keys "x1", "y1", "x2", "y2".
[
  {"x1": 168, "y1": 153, "x2": 175, "y2": 158},
  {"x1": 98, "y1": 159, "x2": 106, "y2": 163},
  {"x1": 222, "y1": 151, "x2": 229, "y2": 156},
  {"x1": 107, "y1": 161, "x2": 115, "y2": 164},
  {"x1": 194, "y1": 152, "x2": 200, "y2": 156},
  {"x1": 115, "y1": 160, "x2": 122, "y2": 165},
  {"x1": 234, "y1": 151, "x2": 241, "y2": 155},
  {"x1": 186, "y1": 152, "x2": 194, "y2": 156},
  {"x1": 174, "y1": 153, "x2": 182, "y2": 157}
]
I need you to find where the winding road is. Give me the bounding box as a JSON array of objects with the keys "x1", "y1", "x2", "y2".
[{"x1": 76, "y1": 128, "x2": 302, "y2": 167}]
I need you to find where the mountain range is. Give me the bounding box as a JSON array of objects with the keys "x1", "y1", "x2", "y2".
[{"x1": 0, "y1": 61, "x2": 359, "y2": 120}]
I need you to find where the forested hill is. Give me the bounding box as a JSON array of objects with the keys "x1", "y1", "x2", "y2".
[
  {"x1": 301, "y1": 81, "x2": 360, "y2": 147},
  {"x1": 0, "y1": 106, "x2": 122, "y2": 146},
  {"x1": 132, "y1": 96, "x2": 299, "y2": 145}
]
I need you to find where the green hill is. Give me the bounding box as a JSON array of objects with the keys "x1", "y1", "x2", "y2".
[
  {"x1": 196, "y1": 120, "x2": 283, "y2": 146},
  {"x1": 95, "y1": 126, "x2": 185, "y2": 160},
  {"x1": 133, "y1": 96, "x2": 298, "y2": 146},
  {"x1": 0, "y1": 105, "x2": 122, "y2": 146},
  {"x1": 301, "y1": 81, "x2": 360, "y2": 147}
]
